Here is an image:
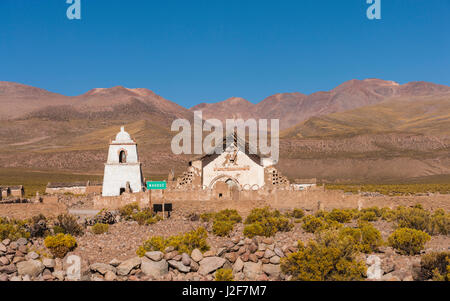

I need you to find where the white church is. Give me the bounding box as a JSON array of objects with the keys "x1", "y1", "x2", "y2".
[{"x1": 102, "y1": 126, "x2": 144, "y2": 197}]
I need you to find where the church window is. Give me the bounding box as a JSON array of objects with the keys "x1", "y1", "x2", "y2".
[{"x1": 119, "y1": 150, "x2": 127, "y2": 163}]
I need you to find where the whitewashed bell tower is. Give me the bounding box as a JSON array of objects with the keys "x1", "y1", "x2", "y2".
[{"x1": 102, "y1": 126, "x2": 144, "y2": 196}]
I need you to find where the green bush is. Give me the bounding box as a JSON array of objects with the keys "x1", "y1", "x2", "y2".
[
  {"x1": 119, "y1": 202, "x2": 139, "y2": 217},
  {"x1": 380, "y1": 207, "x2": 396, "y2": 221},
  {"x1": 430, "y1": 209, "x2": 450, "y2": 235},
  {"x1": 200, "y1": 212, "x2": 215, "y2": 222},
  {"x1": 214, "y1": 209, "x2": 242, "y2": 224},
  {"x1": 280, "y1": 230, "x2": 367, "y2": 281},
  {"x1": 131, "y1": 208, "x2": 154, "y2": 225},
  {"x1": 418, "y1": 252, "x2": 450, "y2": 281},
  {"x1": 119, "y1": 204, "x2": 163, "y2": 226},
  {"x1": 55, "y1": 214, "x2": 84, "y2": 236},
  {"x1": 394, "y1": 205, "x2": 432, "y2": 233},
  {"x1": 243, "y1": 207, "x2": 293, "y2": 238},
  {"x1": 358, "y1": 211, "x2": 378, "y2": 222},
  {"x1": 243, "y1": 222, "x2": 274, "y2": 238},
  {"x1": 388, "y1": 228, "x2": 431, "y2": 255},
  {"x1": 391, "y1": 205, "x2": 449, "y2": 235},
  {"x1": 325, "y1": 209, "x2": 354, "y2": 223},
  {"x1": 44, "y1": 233, "x2": 77, "y2": 258},
  {"x1": 215, "y1": 268, "x2": 234, "y2": 281},
  {"x1": 53, "y1": 225, "x2": 66, "y2": 235},
  {"x1": 357, "y1": 207, "x2": 382, "y2": 222},
  {"x1": 290, "y1": 208, "x2": 305, "y2": 219},
  {"x1": 0, "y1": 217, "x2": 30, "y2": 240},
  {"x1": 213, "y1": 220, "x2": 234, "y2": 237},
  {"x1": 202, "y1": 209, "x2": 242, "y2": 237},
  {"x1": 301, "y1": 216, "x2": 327, "y2": 233},
  {"x1": 145, "y1": 215, "x2": 163, "y2": 225},
  {"x1": 339, "y1": 221, "x2": 383, "y2": 253},
  {"x1": 136, "y1": 227, "x2": 210, "y2": 256},
  {"x1": 91, "y1": 223, "x2": 109, "y2": 235},
  {"x1": 245, "y1": 207, "x2": 279, "y2": 224}
]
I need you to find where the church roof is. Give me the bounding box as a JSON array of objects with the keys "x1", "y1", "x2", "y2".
[
  {"x1": 192, "y1": 132, "x2": 266, "y2": 167},
  {"x1": 112, "y1": 126, "x2": 134, "y2": 144}
]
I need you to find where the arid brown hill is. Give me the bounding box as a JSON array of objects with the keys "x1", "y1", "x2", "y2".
[
  {"x1": 190, "y1": 79, "x2": 450, "y2": 129},
  {"x1": 0, "y1": 79, "x2": 449, "y2": 183}
]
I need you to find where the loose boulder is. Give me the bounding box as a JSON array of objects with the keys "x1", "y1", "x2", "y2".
[
  {"x1": 198, "y1": 257, "x2": 226, "y2": 276},
  {"x1": 17, "y1": 260, "x2": 45, "y2": 277}
]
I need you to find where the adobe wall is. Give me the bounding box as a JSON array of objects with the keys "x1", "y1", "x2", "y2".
[
  {"x1": 92, "y1": 186, "x2": 450, "y2": 213},
  {"x1": 86, "y1": 185, "x2": 103, "y2": 195},
  {"x1": 45, "y1": 186, "x2": 87, "y2": 195},
  {"x1": 10, "y1": 190, "x2": 24, "y2": 198},
  {"x1": 93, "y1": 191, "x2": 150, "y2": 210}
]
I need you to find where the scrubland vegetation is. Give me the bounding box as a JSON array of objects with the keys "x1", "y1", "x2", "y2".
[
  {"x1": 136, "y1": 227, "x2": 210, "y2": 257},
  {"x1": 325, "y1": 183, "x2": 450, "y2": 196}
]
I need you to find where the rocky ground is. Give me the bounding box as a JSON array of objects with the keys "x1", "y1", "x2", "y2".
[{"x1": 1, "y1": 207, "x2": 449, "y2": 281}]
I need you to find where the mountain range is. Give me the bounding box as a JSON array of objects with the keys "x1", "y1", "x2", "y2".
[{"x1": 0, "y1": 79, "x2": 449, "y2": 183}]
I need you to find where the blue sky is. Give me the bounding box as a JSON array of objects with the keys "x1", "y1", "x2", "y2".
[{"x1": 0, "y1": 0, "x2": 449, "y2": 108}]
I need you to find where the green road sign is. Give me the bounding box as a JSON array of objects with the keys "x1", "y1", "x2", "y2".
[{"x1": 146, "y1": 181, "x2": 167, "y2": 190}]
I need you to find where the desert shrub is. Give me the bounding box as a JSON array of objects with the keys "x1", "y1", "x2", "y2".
[
  {"x1": 315, "y1": 210, "x2": 328, "y2": 218},
  {"x1": 203, "y1": 209, "x2": 242, "y2": 237},
  {"x1": 388, "y1": 228, "x2": 431, "y2": 255},
  {"x1": 301, "y1": 216, "x2": 327, "y2": 233},
  {"x1": 55, "y1": 214, "x2": 84, "y2": 236},
  {"x1": 394, "y1": 205, "x2": 432, "y2": 233},
  {"x1": 280, "y1": 230, "x2": 367, "y2": 281},
  {"x1": 91, "y1": 223, "x2": 109, "y2": 235},
  {"x1": 243, "y1": 207, "x2": 293, "y2": 238},
  {"x1": 119, "y1": 202, "x2": 139, "y2": 217},
  {"x1": 118, "y1": 204, "x2": 162, "y2": 226},
  {"x1": 325, "y1": 183, "x2": 450, "y2": 196},
  {"x1": 358, "y1": 207, "x2": 382, "y2": 222},
  {"x1": 325, "y1": 209, "x2": 354, "y2": 223},
  {"x1": 213, "y1": 220, "x2": 234, "y2": 237},
  {"x1": 380, "y1": 207, "x2": 396, "y2": 221},
  {"x1": 215, "y1": 268, "x2": 234, "y2": 281},
  {"x1": 88, "y1": 209, "x2": 117, "y2": 225},
  {"x1": 27, "y1": 214, "x2": 49, "y2": 238},
  {"x1": 418, "y1": 252, "x2": 450, "y2": 281},
  {"x1": 44, "y1": 233, "x2": 77, "y2": 258},
  {"x1": 53, "y1": 225, "x2": 66, "y2": 235},
  {"x1": 0, "y1": 218, "x2": 30, "y2": 240},
  {"x1": 145, "y1": 215, "x2": 163, "y2": 225},
  {"x1": 215, "y1": 209, "x2": 242, "y2": 224},
  {"x1": 200, "y1": 212, "x2": 215, "y2": 222},
  {"x1": 358, "y1": 211, "x2": 378, "y2": 222},
  {"x1": 136, "y1": 227, "x2": 210, "y2": 256},
  {"x1": 131, "y1": 208, "x2": 153, "y2": 225},
  {"x1": 430, "y1": 209, "x2": 450, "y2": 235},
  {"x1": 288, "y1": 208, "x2": 305, "y2": 219},
  {"x1": 245, "y1": 207, "x2": 279, "y2": 224},
  {"x1": 243, "y1": 223, "x2": 266, "y2": 238},
  {"x1": 339, "y1": 221, "x2": 383, "y2": 253}
]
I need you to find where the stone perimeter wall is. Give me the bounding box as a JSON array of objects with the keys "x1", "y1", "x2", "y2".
[{"x1": 93, "y1": 188, "x2": 450, "y2": 213}]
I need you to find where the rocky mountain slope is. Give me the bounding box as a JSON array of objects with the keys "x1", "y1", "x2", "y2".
[{"x1": 0, "y1": 79, "x2": 449, "y2": 183}]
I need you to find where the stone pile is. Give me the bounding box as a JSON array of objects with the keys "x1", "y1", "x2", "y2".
[
  {"x1": 0, "y1": 236, "x2": 421, "y2": 281},
  {"x1": 87, "y1": 236, "x2": 297, "y2": 281}
]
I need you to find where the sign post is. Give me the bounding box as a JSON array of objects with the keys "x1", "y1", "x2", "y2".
[{"x1": 146, "y1": 181, "x2": 167, "y2": 219}]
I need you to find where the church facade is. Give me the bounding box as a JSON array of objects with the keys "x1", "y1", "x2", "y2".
[
  {"x1": 174, "y1": 134, "x2": 289, "y2": 192},
  {"x1": 102, "y1": 126, "x2": 144, "y2": 197}
]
